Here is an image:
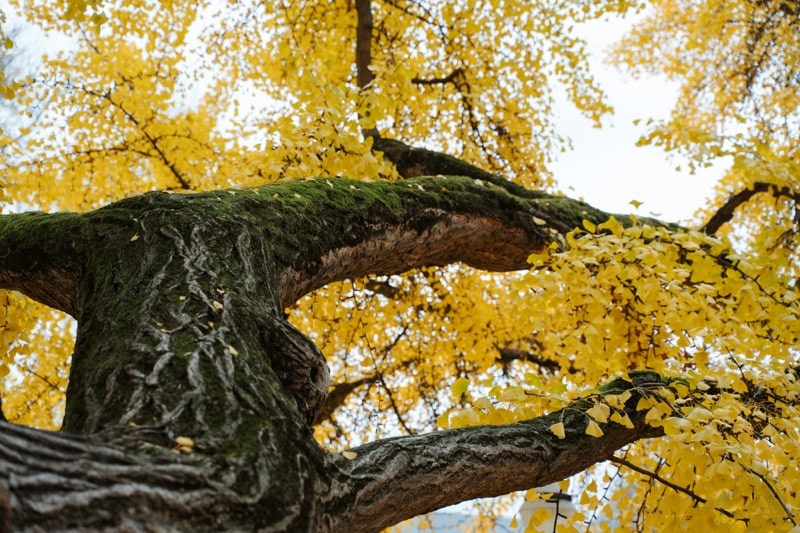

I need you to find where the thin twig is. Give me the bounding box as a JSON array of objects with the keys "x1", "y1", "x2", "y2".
[
  {"x1": 610, "y1": 456, "x2": 740, "y2": 520},
  {"x1": 743, "y1": 465, "x2": 797, "y2": 526},
  {"x1": 703, "y1": 182, "x2": 799, "y2": 235}
]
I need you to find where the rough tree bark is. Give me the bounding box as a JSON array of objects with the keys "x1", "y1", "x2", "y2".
[{"x1": 0, "y1": 144, "x2": 674, "y2": 531}]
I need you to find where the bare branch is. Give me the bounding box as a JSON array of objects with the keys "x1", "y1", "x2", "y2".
[
  {"x1": 356, "y1": 0, "x2": 378, "y2": 139},
  {"x1": 743, "y1": 464, "x2": 797, "y2": 526},
  {"x1": 411, "y1": 67, "x2": 465, "y2": 86},
  {"x1": 318, "y1": 343, "x2": 558, "y2": 424},
  {"x1": 609, "y1": 456, "x2": 738, "y2": 520},
  {"x1": 496, "y1": 346, "x2": 561, "y2": 373},
  {"x1": 703, "y1": 182, "x2": 800, "y2": 235}
]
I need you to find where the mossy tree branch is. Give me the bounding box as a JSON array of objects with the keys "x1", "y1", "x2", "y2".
[{"x1": 0, "y1": 171, "x2": 679, "y2": 531}]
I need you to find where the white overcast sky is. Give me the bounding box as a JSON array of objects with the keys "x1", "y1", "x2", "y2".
[{"x1": 551, "y1": 16, "x2": 725, "y2": 225}]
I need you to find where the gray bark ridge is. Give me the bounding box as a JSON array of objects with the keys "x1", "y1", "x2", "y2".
[{"x1": 0, "y1": 172, "x2": 671, "y2": 531}]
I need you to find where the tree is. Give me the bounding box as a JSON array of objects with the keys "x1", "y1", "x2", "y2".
[{"x1": 1, "y1": 0, "x2": 799, "y2": 531}]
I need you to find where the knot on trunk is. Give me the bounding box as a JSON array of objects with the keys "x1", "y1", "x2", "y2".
[{"x1": 266, "y1": 319, "x2": 330, "y2": 425}]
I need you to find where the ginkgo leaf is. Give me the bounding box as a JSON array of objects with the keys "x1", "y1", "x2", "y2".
[
  {"x1": 175, "y1": 436, "x2": 194, "y2": 447},
  {"x1": 585, "y1": 420, "x2": 604, "y2": 438},
  {"x1": 610, "y1": 411, "x2": 634, "y2": 429},
  {"x1": 451, "y1": 377, "x2": 470, "y2": 397},
  {"x1": 604, "y1": 391, "x2": 632, "y2": 408},
  {"x1": 549, "y1": 422, "x2": 566, "y2": 439},
  {"x1": 586, "y1": 403, "x2": 610, "y2": 423}
]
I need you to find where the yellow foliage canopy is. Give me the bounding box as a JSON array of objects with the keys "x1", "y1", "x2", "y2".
[{"x1": 1, "y1": 0, "x2": 799, "y2": 530}]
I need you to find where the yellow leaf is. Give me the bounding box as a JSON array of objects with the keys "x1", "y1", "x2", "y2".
[
  {"x1": 448, "y1": 408, "x2": 480, "y2": 428},
  {"x1": 342, "y1": 450, "x2": 357, "y2": 460},
  {"x1": 524, "y1": 488, "x2": 541, "y2": 502},
  {"x1": 585, "y1": 420, "x2": 604, "y2": 437},
  {"x1": 586, "y1": 403, "x2": 610, "y2": 423},
  {"x1": 550, "y1": 422, "x2": 566, "y2": 439},
  {"x1": 451, "y1": 377, "x2": 470, "y2": 397},
  {"x1": 605, "y1": 391, "x2": 632, "y2": 408},
  {"x1": 597, "y1": 216, "x2": 623, "y2": 237},
  {"x1": 175, "y1": 436, "x2": 194, "y2": 447},
  {"x1": 645, "y1": 406, "x2": 664, "y2": 424},
  {"x1": 610, "y1": 411, "x2": 634, "y2": 428},
  {"x1": 174, "y1": 436, "x2": 194, "y2": 453}
]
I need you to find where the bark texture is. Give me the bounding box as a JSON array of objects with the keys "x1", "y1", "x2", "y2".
[{"x1": 0, "y1": 161, "x2": 673, "y2": 531}]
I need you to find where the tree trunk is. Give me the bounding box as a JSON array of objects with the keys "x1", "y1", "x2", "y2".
[{"x1": 0, "y1": 174, "x2": 666, "y2": 531}]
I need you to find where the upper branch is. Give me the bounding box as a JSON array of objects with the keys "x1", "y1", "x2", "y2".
[
  {"x1": 703, "y1": 181, "x2": 800, "y2": 235},
  {"x1": 276, "y1": 175, "x2": 615, "y2": 307},
  {"x1": 0, "y1": 212, "x2": 87, "y2": 318},
  {"x1": 355, "y1": 0, "x2": 375, "y2": 91}
]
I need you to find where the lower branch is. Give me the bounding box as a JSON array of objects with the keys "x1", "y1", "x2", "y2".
[{"x1": 325, "y1": 372, "x2": 666, "y2": 533}]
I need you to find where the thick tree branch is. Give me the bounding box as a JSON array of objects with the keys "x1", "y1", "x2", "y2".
[
  {"x1": 0, "y1": 142, "x2": 669, "y2": 322},
  {"x1": 0, "y1": 212, "x2": 86, "y2": 318},
  {"x1": 277, "y1": 175, "x2": 619, "y2": 307},
  {"x1": 324, "y1": 372, "x2": 667, "y2": 532}
]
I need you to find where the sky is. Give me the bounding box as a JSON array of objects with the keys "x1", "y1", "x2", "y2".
[{"x1": 550, "y1": 17, "x2": 726, "y2": 226}]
